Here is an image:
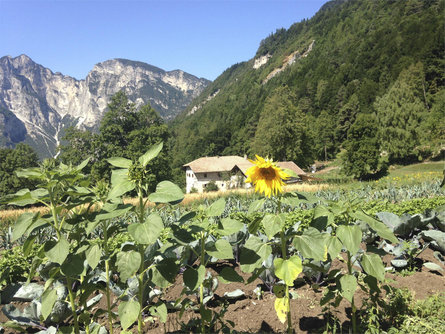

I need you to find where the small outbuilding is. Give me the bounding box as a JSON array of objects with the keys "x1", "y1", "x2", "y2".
[{"x1": 183, "y1": 156, "x2": 306, "y2": 194}]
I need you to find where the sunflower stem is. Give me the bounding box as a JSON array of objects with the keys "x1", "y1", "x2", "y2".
[
  {"x1": 278, "y1": 197, "x2": 293, "y2": 334},
  {"x1": 200, "y1": 231, "x2": 206, "y2": 334}
]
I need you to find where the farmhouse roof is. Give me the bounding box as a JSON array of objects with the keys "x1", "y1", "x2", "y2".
[
  {"x1": 183, "y1": 156, "x2": 306, "y2": 176},
  {"x1": 183, "y1": 156, "x2": 249, "y2": 173},
  {"x1": 276, "y1": 161, "x2": 306, "y2": 176}
]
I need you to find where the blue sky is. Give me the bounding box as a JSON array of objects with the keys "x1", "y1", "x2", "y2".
[{"x1": 0, "y1": 0, "x2": 328, "y2": 81}]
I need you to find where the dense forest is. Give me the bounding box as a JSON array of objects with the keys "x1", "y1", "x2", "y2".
[{"x1": 171, "y1": 0, "x2": 444, "y2": 179}]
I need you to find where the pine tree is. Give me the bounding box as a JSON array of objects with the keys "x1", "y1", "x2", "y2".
[
  {"x1": 375, "y1": 63, "x2": 428, "y2": 163},
  {"x1": 342, "y1": 114, "x2": 387, "y2": 180}
]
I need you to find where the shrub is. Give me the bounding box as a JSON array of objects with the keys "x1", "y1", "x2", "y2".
[{"x1": 204, "y1": 181, "x2": 219, "y2": 192}]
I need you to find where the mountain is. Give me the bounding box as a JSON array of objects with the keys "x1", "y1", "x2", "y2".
[
  {"x1": 0, "y1": 55, "x2": 209, "y2": 157},
  {"x1": 171, "y1": 0, "x2": 444, "y2": 169}
]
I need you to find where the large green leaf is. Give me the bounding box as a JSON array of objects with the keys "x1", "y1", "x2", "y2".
[
  {"x1": 171, "y1": 225, "x2": 195, "y2": 245},
  {"x1": 61, "y1": 254, "x2": 85, "y2": 278},
  {"x1": 352, "y1": 211, "x2": 398, "y2": 243},
  {"x1": 110, "y1": 168, "x2": 128, "y2": 187},
  {"x1": 206, "y1": 198, "x2": 226, "y2": 217},
  {"x1": 240, "y1": 236, "x2": 272, "y2": 273},
  {"x1": 206, "y1": 239, "x2": 233, "y2": 260},
  {"x1": 314, "y1": 205, "x2": 335, "y2": 225},
  {"x1": 30, "y1": 188, "x2": 49, "y2": 199},
  {"x1": 183, "y1": 265, "x2": 205, "y2": 291},
  {"x1": 274, "y1": 255, "x2": 302, "y2": 286},
  {"x1": 23, "y1": 235, "x2": 37, "y2": 257},
  {"x1": 325, "y1": 235, "x2": 343, "y2": 259},
  {"x1": 15, "y1": 168, "x2": 41, "y2": 178},
  {"x1": 149, "y1": 302, "x2": 168, "y2": 323},
  {"x1": 377, "y1": 212, "x2": 427, "y2": 238},
  {"x1": 107, "y1": 178, "x2": 134, "y2": 199},
  {"x1": 262, "y1": 214, "x2": 284, "y2": 239},
  {"x1": 247, "y1": 215, "x2": 263, "y2": 234},
  {"x1": 218, "y1": 267, "x2": 244, "y2": 284},
  {"x1": 41, "y1": 288, "x2": 58, "y2": 320},
  {"x1": 128, "y1": 213, "x2": 163, "y2": 245},
  {"x1": 151, "y1": 258, "x2": 179, "y2": 288},
  {"x1": 293, "y1": 227, "x2": 326, "y2": 261},
  {"x1": 336, "y1": 225, "x2": 362, "y2": 255},
  {"x1": 217, "y1": 218, "x2": 244, "y2": 236},
  {"x1": 107, "y1": 157, "x2": 132, "y2": 169},
  {"x1": 12, "y1": 212, "x2": 34, "y2": 242},
  {"x1": 118, "y1": 300, "x2": 140, "y2": 330},
  {"x1": 6, "y1": 189, "x2": 36, "y2": 206},
  {"x1": 85, "y1": 244, "x2": 101, "y2": 270},
  {"x1": 200, "y1": 305, "x2": 212, "y2": 322},
  {"x1": 44, "y1": 238, "x2": 70, "y2": 265},
  {"x1": 340, "y1": 274, "x2": 357, "y2": 303},
  {"x1": 361, "y1": 253, "x2": 385, "y2": 282},
  {"x1": 281, "y1": 196, "x2": 302, "y2": 208},
  {"x1": 116, "y1": 251, "x2": 141, "y2": 281},
  {"x1": 248, "y1": 199, "x2": 265, "y2": 214},
  {"x1": 94, "y1": 204, "x2": 133, "y2": 222},
  {"x1": 423, "y1": 262, "x2": 443, "y2": 272},
  {"x1": 138, "y1": 142, "x2": 163, "y2": 167},
  {"x1": 75, "y1": 157, "x2": 91, "y2": 171},
  {"x1": 148, "y1": 181, "x2": 184, "y2": 204}
]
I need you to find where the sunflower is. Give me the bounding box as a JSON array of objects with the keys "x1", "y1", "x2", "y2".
[{"x1": 245, "y1": 155, "x2": 290, "y2": 198}]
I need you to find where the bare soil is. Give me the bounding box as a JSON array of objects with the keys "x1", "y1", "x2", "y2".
[{"x1": 1, "y1": 249, "x2": 444, "y2": 333}]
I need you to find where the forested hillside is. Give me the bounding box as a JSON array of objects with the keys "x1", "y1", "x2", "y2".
[{"x1": 171, "y1": 0, "x2": 444, "y2": 177}]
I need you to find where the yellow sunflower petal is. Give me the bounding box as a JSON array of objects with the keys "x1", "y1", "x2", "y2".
[{"x1": 245, "y1": 155, "x2": 289, "y2": 198}]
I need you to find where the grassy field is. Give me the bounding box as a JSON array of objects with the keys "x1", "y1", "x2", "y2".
[{"x1": 314, "y1": 160, "x2": 444, "y2": 187}]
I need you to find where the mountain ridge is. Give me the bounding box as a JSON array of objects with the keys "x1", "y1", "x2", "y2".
[{"x1": 0, "y1": 55, "x2": 210, "y2": 157}]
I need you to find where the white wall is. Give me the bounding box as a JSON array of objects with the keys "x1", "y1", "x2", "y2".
[{"x1": 185, "y1": 168, "x2": 251, "y2": 193}]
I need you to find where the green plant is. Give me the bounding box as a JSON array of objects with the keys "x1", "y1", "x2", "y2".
[
  {"x1": 314, "y1": 199, "x2": 398, "y2": 333},
  {"x1": 4, "y1": 158, "x2": 96, "y2": 333},
  {"x1": 383, "y1": 290, "x2": 445, "y2": 334},
  {"x1": 204, "y1": 181, "x2": 219, "y2": 192},
  {"x1": 171, "y1": 197, "x2": 241, "y2": 333},
  {"x1": 1, "y1": 143, "x2": 184, "y2": 334},
  {"x1": 0, "y1": 244, "x2": 38, "y2": 290},
  {"x1": 238, "y1": 193, "x2": 308, "y2": 333},
  {"x1": 106, "y1": 142, "x2": 184, "y2": 333}
]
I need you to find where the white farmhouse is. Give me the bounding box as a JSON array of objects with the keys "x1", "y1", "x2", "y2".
[{"x1": 183, "y1": 156, "x2": 306, "y2": 194}]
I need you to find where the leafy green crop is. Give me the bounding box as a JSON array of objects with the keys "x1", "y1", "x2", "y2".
[{"x1": 0, "y1": 244, "x2": 38, "y2": 289}]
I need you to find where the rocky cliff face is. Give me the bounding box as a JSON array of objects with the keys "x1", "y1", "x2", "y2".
[{"x1": 0, "y1": 55, "x2": 209, "y2": 157}]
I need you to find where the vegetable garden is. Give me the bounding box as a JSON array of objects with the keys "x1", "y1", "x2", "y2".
[{"x1": 0, "y1": 144, "x2": 444, "y2": 334}]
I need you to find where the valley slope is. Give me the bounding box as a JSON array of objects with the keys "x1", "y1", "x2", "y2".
[{"x1": 171, "y1": 0, "x2": 444, "y2": 170}]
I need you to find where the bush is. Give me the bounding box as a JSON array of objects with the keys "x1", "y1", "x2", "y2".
[{"x1": 204, "y1": 181, "x2": 219, "y2": 192}]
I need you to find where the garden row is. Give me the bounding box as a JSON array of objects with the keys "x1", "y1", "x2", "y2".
[{"x1": 0, "y1": 145, "x2": 444, "y2": 334}]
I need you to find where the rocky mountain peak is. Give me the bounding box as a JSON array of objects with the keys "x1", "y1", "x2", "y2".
[{"x1": 0, "y1": 55, "x2": 210, "y2": 158}]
